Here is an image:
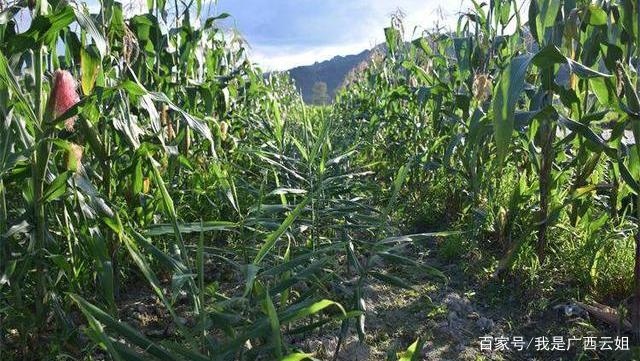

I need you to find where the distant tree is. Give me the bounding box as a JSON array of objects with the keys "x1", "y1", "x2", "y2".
[{"x1": 311, "y1": 81, "x2": 330, "y2": 105}]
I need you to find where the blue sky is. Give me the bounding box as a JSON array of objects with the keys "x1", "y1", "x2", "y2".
[
  {"x1": 59, "y1": 0, "x2": 470, "y2": 71},
  {"x1": 210, "y1": 0, "x2": 468, "y2": 70}
]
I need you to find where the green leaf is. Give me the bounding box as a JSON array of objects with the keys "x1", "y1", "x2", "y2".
[
  {"x1": 286, "y1": 311, "x2": 362, "y2": 335},
  {"x1": 587, "y1": 4, "x2": 607, "y2": 26},
  {"x1": 355, "y1": 287, "x2": 366, "y2": 341},
  {"x1": 0, "y1": 53, "x2": 38, "y2": 129},
  {"x1": 375, "y1": 231, "x2": 467, "y2": 245},
  {"x1": 264, "y1": 289, "x2": 283, "y2": 359},
  {"x1": 268, "y1": 188, "x2": 307, "y2": 196},
  {"x1": 149, "y1": 155, "x2": 188, "y2": 262},
  {"x1": 254, "y1": 195, "x2": 310, "y2": 265},
  {"x1": 145, "y1": 221, "x2": 237, "y2": 236},
  {"x1": 80, "y1": 45, "x2": 100, "y2": 96},
  {"x1": 243, "y1": 263, "x2": 260, "y2": 297},
  {"x1": 42, "y1": 171, "x2": 72, "y2": 203},
  {"x1": 377, "y1": 252, "x2": 447, "y2": 281},
  {"x1": 370, "y1": 271, "x2": 414, "y2": 290},
  {"x1": 196, "y1": 220, "x2": 205, "y2": 343},
  {"x1": 532, "y1": 45, "x2": 612, "y2": 78},
  {"x1": 492, "y1": 54, "x2": 533, "y2": 167},
  {"x1": 122, "y1": 77, "x2": 213, "y2": 143},
  {"x1": 385, "y1": 162, "x2": 410, "y2": 216},
  {"x1": 398, "y1": 338, "x2": 424, "y2": 361},
  {"x1": 148, "y1": 91, "x2": 213, "y2": 142},
  {"x1": 590, "y1": 77, "x2": 615, "y2": 106},
  {"x1": 384, "y1": 27, "x2": 400, "y2": 54},
  {"x1": 619, "y1": 158, "x2": 640, "y2": 195},
  {"x1": 279, "y1": 353, "x2": 318, "y2": 361},
  {"x1": 0, "y1": 260, "x2": 17, "y2": 292},
  {"x1": 8, "y1": 6, "x2": 74, "y2": 52},
  {"x1": 531, "y1": 0, "x2": 561, "y2": 44},
  {"x1": 69, "y1": 294, "x2": 185, "y2": 361},
  {"x1": 618, "y1": 64, "x2": 640, "y2": 114},
  {"x1": 132, "y1": 158, "x2": 143, "y2": 194},
  {"x1": 123, "y1": 233, "x2": 195, "y2": 342},
  {"x1": 281, "y1": 299, "x2": 346, "y2": 323},
  {"x1": 71, "y1": 2, "x2": 107, "y2": 57},
  {"x1": 73, "y1": 295, "x2": 126, "y2": 361},
  {"x1": 129, "y1": 230, "x2": 188, "y2": 274},
  {"x1": 559, "y1": 116, "x2": 616, "y2": 157},
  {"x1": 453, "y1": 37, "x2": 471, "y2": 75}
]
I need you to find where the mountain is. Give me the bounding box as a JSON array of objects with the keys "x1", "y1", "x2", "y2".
[{"x1": 285, "y1": 48, "x2": 374, "y2": 104}]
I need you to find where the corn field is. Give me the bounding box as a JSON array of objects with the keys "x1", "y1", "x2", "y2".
[{"x1": 1, "y1": 0, "x2": 640, "y2": 359}]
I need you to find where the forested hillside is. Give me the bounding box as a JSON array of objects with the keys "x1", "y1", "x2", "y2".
[{"x1": 286, "y1": 47, "x2": 377, "y2": 103}]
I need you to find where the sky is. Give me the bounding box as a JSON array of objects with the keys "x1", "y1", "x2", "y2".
[
  {"x1": 210, "y1": 0, "x2": 470, "y2": 71},
  {"x1": 17, "y1": 0, "x2": 472, "y2": 71}
]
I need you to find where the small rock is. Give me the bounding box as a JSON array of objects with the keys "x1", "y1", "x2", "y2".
[
  {"x1": 476, "y1": 317, "x2": 495, "y2": 331},
  {"x1": 321, "y1": 337, "x2": 339, "y2": 356},
  {"x1": 467, "y1": 312, "x2": 480, "y2": 320},
  {"x1": 425, "y1": 319, "x2": 439, "y2": 329},
  {"x1": 338, "y1": 340, "x2": 370, "y2": 361},
  {"x1": 128, "y1": 319, "x2": 142, "y2": 329},
  {"x1": 444, "y1": 292, "x2": 473, "y2": 314},
  {"x1": 145, "y1": 328, "x2": 164, "y2": 337},
  {"x1": 304, "y1": 337, "x2": 340, "y2": 358},
  {"x1": 454, "y1": 343, "x2": 468, "y2": 352},
  {"x1": 553, "y1": 303, "x2": 588, "y2": 319},
  {"x1": 458, "y1": 347, "x2": 478, "y2": 360},
  {"x1": 177, "y1": 290, "x2": 189, "y2": 302},
  {"x1": 447, "y1": 311, "x2": 459, "y2": 325},
  {"x1": 306, "y1": 339, "x2": 323, "y2": 353},
  {"x1": 446, "y1": 327, "x2": 464, "y2": 342},
  {"x1": 166, "y1": 323, "x2": 177, "y2": 336}
]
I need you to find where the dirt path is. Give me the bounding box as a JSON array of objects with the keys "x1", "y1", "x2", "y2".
[
  {"x1": 112, "y1": 240, "x2": 636, "y2": 361},
  {"x1": 295, "y1": 242, "x2": 501, "y2": 360},
  {"x1": 297, "y1": 241, "x2": 636, "y2": 361}
]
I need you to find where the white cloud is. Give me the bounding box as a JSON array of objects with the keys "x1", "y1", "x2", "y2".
[
  {"x1": 215, "y1": 0, "x2": 471, "y2": 70},
  {"x1": 248, "y1": 42, "x2": 376, "y2": 71},
  {"x1": 77, "y1": 0, "x2": 479, "y2": 70}
]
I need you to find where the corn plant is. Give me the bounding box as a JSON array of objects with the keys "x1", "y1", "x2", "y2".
[
  {"x1": 0, "y1": 0, "x2": 450, "y2": 359},
  {"x1": 337, "y1": 0, "x2": 640, "y2": 341},
  {"x1": 2, "y1": 0, "x2": 640, "y2": 359}
]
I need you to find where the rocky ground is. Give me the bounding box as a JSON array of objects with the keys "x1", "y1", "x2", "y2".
[
  {"x1": 293, "y1": 241, "x2": 637, "y2": 361},
  {"x1": 105, "y1": 239, "x2": 638, "y2": 361}
]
